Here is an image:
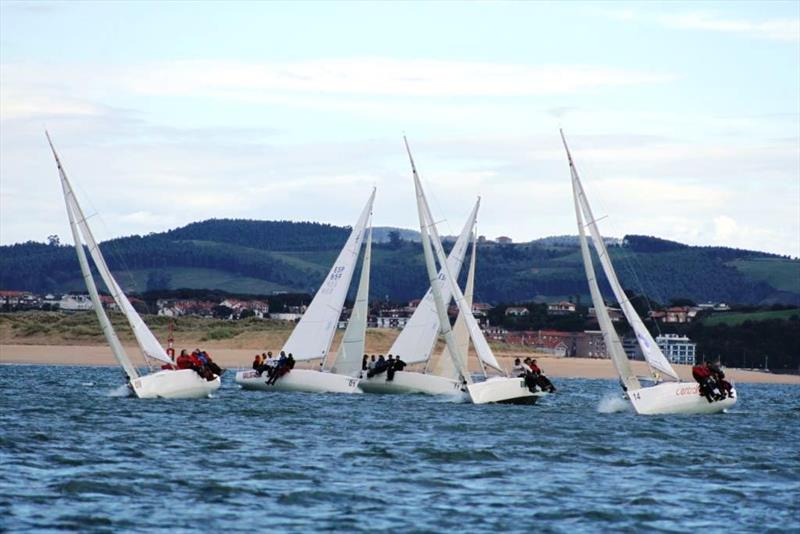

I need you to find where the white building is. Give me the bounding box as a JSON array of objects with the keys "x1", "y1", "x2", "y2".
[
  {"x1": 59, "y1": 294, "x2": 93, "y2": 311},
  {"x1": 656, "y1": 334, "x2": 697, "y2": 365}
]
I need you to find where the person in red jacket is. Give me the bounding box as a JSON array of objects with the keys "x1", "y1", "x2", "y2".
[{"x1": 692, "y1": 362, "x2": 716, "y2": 402}]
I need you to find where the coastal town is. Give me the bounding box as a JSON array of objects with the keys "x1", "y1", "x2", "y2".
[{"x1": 1, "y1": 288, "x2": 737, "y2": 367}]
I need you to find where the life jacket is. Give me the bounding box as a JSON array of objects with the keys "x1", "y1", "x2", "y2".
[
  {"x1": 530, "y1": 364, "x2": 542, "y2": 375},
  {"x1": 176, "y1": 354, "x2": 192, "y2": 369}
]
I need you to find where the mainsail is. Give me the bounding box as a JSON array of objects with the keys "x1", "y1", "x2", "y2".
[
  {"x1": 405, "y1": 138, "x2": 503, "y2": 374},
  {"x1": 47, "y1": 133, "x2": 172, "y2": 367},
  {"x1": 329, "y1": 223, "x2": 372, "y2": 376},
  {"x1": 561, "y1": 131, "x2": 679, "y2": 381},
  {"x1": 389, "y1": 199, "x2": 479, "y2": 365},
  {"x1": 282, "y1": 189, "x2": 375, "y2": 361}
]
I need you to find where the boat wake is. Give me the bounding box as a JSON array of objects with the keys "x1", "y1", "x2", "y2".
[
  {"x1": 107, "y1": 384, "x2": 131, "y2": 398},
  {"x1": 597, "y1": 394, "x2": 631, "y2": 414}
]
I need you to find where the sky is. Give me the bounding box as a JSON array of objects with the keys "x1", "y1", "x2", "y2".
[{"x1": 1, "y1": 0, "x2": 799, "y2": 256}]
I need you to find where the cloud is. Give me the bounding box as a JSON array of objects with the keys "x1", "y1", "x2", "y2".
[
  {"x1": 2, "y1": 58, "x2": 674, "y2": 109},
  {"x1": 660, "y1": 12, "x2": 800, "y2": 42},
  {"x1": 595, "y1": 8, "x2": 800, "y2": 42}
]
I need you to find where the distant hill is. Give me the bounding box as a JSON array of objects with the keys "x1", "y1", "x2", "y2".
[{"x1": 1, "y1": 219, "x2": 798, "y2": 306}]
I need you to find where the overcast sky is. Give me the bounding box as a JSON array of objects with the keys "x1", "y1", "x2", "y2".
[{"x1": 1, "y1": 1, "x2": 798, "y2": 256}]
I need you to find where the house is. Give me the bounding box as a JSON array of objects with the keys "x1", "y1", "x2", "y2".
[
  {"x1": 649, "y1": 306, "x2": 701, "y2": 324},
  {"x1": 220, "y1": 298, "x2": 270, "y2": 319},
  {"x1": 575, "y1": 330, "x2": 607, "y2": 358},
  {"x1": 375, "y1": 309, "x2": 410, "y2": 329},
  {"x1": 157, "y1": 299, "x2": 216, "y2": 318},
  {"x1": 505, "y1": 306, "x2": 529, "y2": 317},
  {"x1": 547, "y1": 301, "x2": 576, "y2": 315},
  {"x1": 496, "y1": 236, "x2": 513, "y2": 244},
  {"x1": 60, "y1": 294, "x2": 93, "y2": 311},
  {"x1": 589, "y1": 306, "x2": 623, "y2": 322}
]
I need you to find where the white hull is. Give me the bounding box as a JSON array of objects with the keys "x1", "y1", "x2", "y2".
[
  {"x1": 130, "y1": 369, "x2": 221, "y2": 399},
  {"x1": 628, "y1": 381, "x2": 737, "y2": 415},
  {"x1": 466, "y1": 376, "x2": 540, "y2": 405},
  {"x1": 358, "y1": 371, "x2": 464, "y2": 396},
  {"x1": 235, "y1": 369, "x2": 360, "y2": 394}
]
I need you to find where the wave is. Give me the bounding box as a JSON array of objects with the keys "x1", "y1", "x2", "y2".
[{"x1": 597, "y1": 394, "x2": 631, "y2": 413}]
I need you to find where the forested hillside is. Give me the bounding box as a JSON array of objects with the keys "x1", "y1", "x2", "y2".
[{"x1": 1, "y1": 219, "x2": 798, "y2": 306}]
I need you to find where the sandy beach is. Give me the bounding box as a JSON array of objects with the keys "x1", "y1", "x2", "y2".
[{"x1": 2, "y1": 343, "x2": 797, "y2": 385}]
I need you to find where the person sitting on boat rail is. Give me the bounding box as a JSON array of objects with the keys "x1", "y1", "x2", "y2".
[
  {"x1": 386, "y1": 354, "x2": 406, "y2": 382},
  {"x1": 267, "y1": 352, "x2": 291, "y2": 385},
  {"x1": 362, "y1": 354, "x2": 369, "y2": 372},
  {"x1": 367, "y1": 355, "x2": 389, "y2": 378},
  {"x1": 512, "y1": 358, "x2": 526, "y2": 377},
  {"x1": 707, "y1": 360, "x2": 733, "y2": 399},
  {"x1": 252, "y1": 353, "x2": 263, "y2": 372},
  {"x1": 198, "y1": 350, "x2": 224, "y2": 377},
  {"x1": 691, "y1": 361, "x2": 718, "y2": 403},
  {"x1": 368, "y1": 354, "x2": 377, "y2": 371},
  {"x1": 530, "y1": 359, "x2": 556, "y2": 393}
]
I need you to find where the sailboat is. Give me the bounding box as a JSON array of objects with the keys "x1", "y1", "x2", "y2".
[
  {"x1": 407, "y1": 138, "x2": 539, "y2": 405},
  {"x1": 47, "y1": 133, "x2": 221, "y2": 399},
  {"x1": 357, "y1": 200, "x2": 478, "y2": 396},
  {"x1": 562, "y1": 130, "x2": 736, "y2": 414},
  {"x1": 235, "y1": 189, "x2": 375, "y2": 394}
]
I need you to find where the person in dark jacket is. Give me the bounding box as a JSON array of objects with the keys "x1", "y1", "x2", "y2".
[
  {"x1": 692, "y1": 362, "x2": 717, "y2": 402},
  {"x1": 386, "y1": 355, "x2": 406, "y2": 381}
]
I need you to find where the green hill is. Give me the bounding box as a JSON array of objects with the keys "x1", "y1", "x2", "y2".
[{"x1": 1, "y1": 220, "x2": 798, "y2": 306}]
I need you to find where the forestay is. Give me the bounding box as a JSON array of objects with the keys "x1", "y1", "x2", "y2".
[
  {"x1": 562, "y1": 132, "x2": 679, "y2": 381},
  {"x1": 49, "y1": 134, "x2": 173, "y2": 366},
  {"x1": 330, "y1": 224, "x2": 372, "y2": 377},
  {"x1": 283, "y1": 189, "x2": 376, "y2": 362},
  {"x1": 389, "y1": 200, "x2": 479, "y2": 365}
]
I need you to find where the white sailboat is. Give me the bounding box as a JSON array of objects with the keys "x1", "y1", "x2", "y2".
[
  {"x1": 407, "y1": 138, "x2": 539, "y2": 405},
  {"x1": 235, "y1": 189, "x2": 375, "y2": 394},
  {"x1": 357, "y1": 201, "x2": 478, "y2": 396},
  {"x1": 562, "y1": 130, "x2": 736, "y2": 414},
  {"x1": 47, "y1": 133, "x2": 221, "y2": 399}
]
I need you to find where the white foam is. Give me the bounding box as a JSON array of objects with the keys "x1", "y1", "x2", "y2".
[
  {"x1": 597, "y1": 394, "x2": 631, "y2": 414},
  {"x1": 107, "y1": 384, "x2": 132, "y2": 397}
]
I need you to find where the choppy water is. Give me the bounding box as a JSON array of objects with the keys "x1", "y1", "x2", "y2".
[{"x1": 1, "y1": 365, "x2": 798, "y2": 533}]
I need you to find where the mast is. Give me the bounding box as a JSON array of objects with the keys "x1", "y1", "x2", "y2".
[
  {"x1": 561, "y1": 130, "x2": 679, "y2": 381},
  {"x1": 434, "y1": 225, "x2": 482, "y2": 379},
  {"x1": 407, "y1": 140, "x2": 473, "y2": 384},
  {"x1": 47, "y1": 132, "x2": 139, "y2": 380},
  {"x1": 49, "y1": 135, "x2": 172, "y2": 366},
  {"x1": 328, "y1": 221, "x2": 372, "y2": 375},
  {"x1": 571, "y1": 170, "x2": 640, "y2": 391},
  {"x1": 390, "y1": 199, "x2": 479, "y2": 367}
]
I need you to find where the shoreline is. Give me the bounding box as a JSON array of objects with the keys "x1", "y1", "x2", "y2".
[{"x1": 2, "y1": 344, "x2": 797, "y2": 385}]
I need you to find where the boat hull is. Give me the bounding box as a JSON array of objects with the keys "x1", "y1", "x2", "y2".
[
  {"x1": 358, "y1": 371, "x2": 464, "y2": 396},
  {"x1": 235, "y1": 369, "x2": 360, "y2": 394},
  {"x1": 628, "y1": 381, "x2": 737, "y2": 415},
  {"x1": 466, "y1": 376, "x2": 540, "y2": 405},
  {"x1": 130, "y1": 369, "x2": 221, "y2": 399}
]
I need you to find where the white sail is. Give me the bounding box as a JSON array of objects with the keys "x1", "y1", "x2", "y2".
[
  {"x1": 283, "y1": 189, "x2": 375, "y2": 361},
  {"x1": 405, "y1": 138, "x2": 503, "y2": 374},
  {"x1": 47, "y1": 134, "x2": 172, "y2": 367},
  {"x1": 51, "y1": 140, "x2": 139, "y2": 379},
  {"x1": 330, "y1": 224, "x2": 372, "y2": 377},
  {"x1": 389, "y1": 199, "x2": 479, "y2": 365},
  {"x1": 562, "y1": 131, "x2": 679, "y2": 381},
  {"x1": 570, "y1": 169, "x2": 640, "y2": 391},
  {"x1": 413, "y1": 167, "x2": 471, "y2": 383},
  {"x1": 433, "y1": 230, "x2": 476, "y2": 380}
]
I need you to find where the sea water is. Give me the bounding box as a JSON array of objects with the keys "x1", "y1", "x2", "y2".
[{"x1": 0, "y1": 365, "x2": 798, "y2": 533}]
